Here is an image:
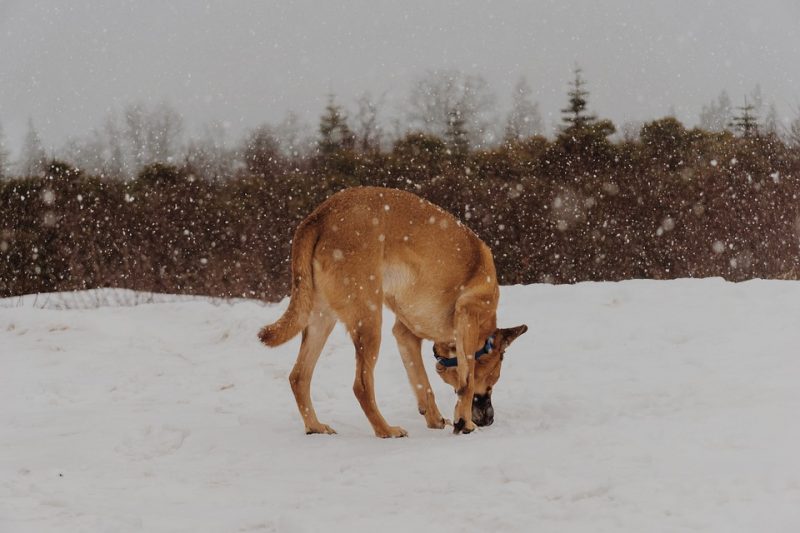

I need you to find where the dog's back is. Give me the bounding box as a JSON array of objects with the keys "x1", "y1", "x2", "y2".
[{"x1": 261, "y1": 186, "x2": 498, "y2": 345}]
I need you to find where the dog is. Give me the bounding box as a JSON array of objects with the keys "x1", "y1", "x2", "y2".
[{"x1": 259, "y1": 186, "x2": 527, "y2": 437}]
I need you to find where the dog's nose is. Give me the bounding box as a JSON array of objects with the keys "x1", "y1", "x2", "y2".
[{"x1": 472, "y1": 394, "x2": 494, "y2": 427}]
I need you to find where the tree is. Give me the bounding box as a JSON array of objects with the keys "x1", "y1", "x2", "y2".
[
  {"x1": 18, "y1": 118, "x2": 47, "y2": 176},
  {"x1": 103, "y1": 112, "x2": 127, "y2": 178},
  {"x1": 731, "y1": 97, "x2": 759, "y2": 138},
  {"x1": 353, "y1": 92, "x2": 383, "y2": 153},
  {"x1": 124, "y1": 102, "x2": 184, "y2": 172},
  {"x1": 505, "y1": 76, "x2": 544, "y2": 142},
  {"x1": 639, "y1": 117, "x2": 689, "y2": 170},
  {"x1": 318, "y1": 95, "x2": 355, "y2": 156},
  {"x1": 699, "y1": 90, "x2": 733, "y2": 132},
  {"x1": 560, "y1": 66, "x2": 597, "y2": 132},
  {"x1": 146, "y1": 102, "x2": 184, "y2": 164},
  {"x1": 0, "y1": 121, "x2": 9, "y2": 179},
  {"x1": 186, "y1": 121, "x2": 234, "y2": 181},
  {"x1": 763, "y1": 103, "x2": 779, "y2": 135},
  {"x1": 787, "y1": 108, "x2": 800, "y2": 149},
  {"x1": 275, "y1": 111, "x2": 310, "y2": 159},
  {"x1": 445, "y1": 108, "x2": 470, "y2": 158},
  {"x1": 124, "y1": 103, "x2": 148, "y2": 170},
  {"x1": 242, "y1": 124, "x2": 284, "y2": 178},
  {"x1": 406, "y1": 70, "x2": 495, "y2": 149}
]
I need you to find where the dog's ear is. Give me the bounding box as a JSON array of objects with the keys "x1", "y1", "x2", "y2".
[{"x1": 497, "y1": 324, "x2": 528, "y2": 351}]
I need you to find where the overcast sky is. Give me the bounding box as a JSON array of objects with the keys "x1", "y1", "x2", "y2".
[{"x1": 1, "y1": 0, "x2": 799, "y2": 156}]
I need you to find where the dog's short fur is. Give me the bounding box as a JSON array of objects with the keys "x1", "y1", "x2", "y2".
[{"x1": 259, "y1": 186, "x2": 527, "y2": 437}]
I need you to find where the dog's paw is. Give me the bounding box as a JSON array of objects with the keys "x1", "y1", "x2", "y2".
[
  {"x1": 305, "y1": 423, "x2": 337, "y2": 435},
  {"x1": 453, "y1": 418, "x2": 476, "y2": 435},
  {"x1": 376, "y1": 425, "x2": 408, "y2": 438},
  {"x1": 426, "y1": 416, "x2": 448, "y2": 429}
]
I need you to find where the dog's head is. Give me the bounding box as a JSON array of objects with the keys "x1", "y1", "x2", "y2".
[{"x1": 434, "y1": 324, "x2": 528, "y2": 427}]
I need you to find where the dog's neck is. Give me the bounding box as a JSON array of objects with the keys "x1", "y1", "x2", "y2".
[{"x1": 433, "y1": 334, "x2": 495, "y2": 368}]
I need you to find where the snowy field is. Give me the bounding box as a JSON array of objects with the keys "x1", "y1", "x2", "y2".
[{"x1": 2, "y1": 279, "x2": 799, "y2": 532}]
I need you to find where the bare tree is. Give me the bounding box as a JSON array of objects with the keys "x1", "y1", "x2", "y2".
[
  {"x1": 0, "y1": 121, "x2": 9, "y2": 179},
  {"x1": 763, "y1": 103, "x2": 779, "y2": 135},
  {"x1": 18, "y1": 118, "x2": 47, "y2": 176},
  {"x1": 504, "y1": 76, "x2": 544, "y2": 142},
  {"x1": 186, "y1": 121, "x2": 235, "y2": 180},
  {"x1": 406, "y1": 69, "x2": 496, "y2": 149},
  {"x1": 699, "y1": 90, "x2": 733, "y2": 132},
  {"x1": 275, "y1": 111, "x2": 311, "y2": 160},
  {"x1": 124, "y1": 103, "x2": 148, "y2": 171},
  {"x1": 353, "y1": 92, "x2": 383, "y2": 152},
  {"x1": 59, "y1": 132, "x2": 105, "y2": 175},
  {"x1": 147, "y1": 102, "x2": 184, "y2": 163},
  {"x1": 124, "y1": 102, "x2": 184, "y2": 173},
  {"x1": 103, "y1": 112, "x2": 127, "y2": 177},
  {"x1": 787, "y1": 108, "x2": 800, "y2": 149}
]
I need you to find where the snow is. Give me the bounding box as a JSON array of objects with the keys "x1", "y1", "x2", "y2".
[{"x1": 2, "y1": 279, "x2": 799, "y2": 532}]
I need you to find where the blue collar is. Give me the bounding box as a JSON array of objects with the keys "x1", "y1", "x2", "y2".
[{"x1": 434, "y1": 335, "x2": 495, "y2": 368}]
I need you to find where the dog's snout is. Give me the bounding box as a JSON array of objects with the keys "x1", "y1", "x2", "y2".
[{"x1": 471, "y1": 393, "x2": 494, "y2": 427}]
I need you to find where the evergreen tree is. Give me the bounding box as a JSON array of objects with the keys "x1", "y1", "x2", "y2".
[
  {"x1": 505, "y1": 76, "x2": 544, "y2": 142},
  {"x1": 19, "y1": 118, "x2": 47, "y2": 176},
  {"x1": 318, "y1": 95, "x2": 355, "y2": 155},
  {"x1": 560, "y1": 66, "x2": 597, "y2": 132},
  {"x1": 731, "y1": 97, "x2": 759, "y2": 138}
]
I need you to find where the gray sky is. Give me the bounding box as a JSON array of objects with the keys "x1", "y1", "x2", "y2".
[{"x1": 2, "y1": 0, "x2": 800, "y2": 155}]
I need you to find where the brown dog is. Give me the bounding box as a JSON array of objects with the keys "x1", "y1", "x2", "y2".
[{"x1": 259, "y1": 186, "x2": 527, "y2": 437}]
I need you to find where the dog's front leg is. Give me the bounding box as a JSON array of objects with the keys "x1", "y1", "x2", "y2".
[
  {"x1": 453, "y1": 301, "x2": 481, "y2": 434},
  {"x1": 453, "y1": 358, "x2": 477, "y2": 434},
  {"x1": 393, "y1": 320, "x2": 447, "y2": 429}
]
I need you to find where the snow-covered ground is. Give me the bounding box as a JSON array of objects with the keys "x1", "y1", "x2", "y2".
[{"x1": 2, "y1": 279, "x2": 799, "y2": 532}]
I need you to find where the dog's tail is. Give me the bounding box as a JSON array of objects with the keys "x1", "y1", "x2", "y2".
[{"x1": 258, "y1": 218, "x2": 319, "y2": 347}]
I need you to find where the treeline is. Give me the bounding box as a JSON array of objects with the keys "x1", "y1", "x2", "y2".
[{"x1": 2, "y1": 70, "x2": 800, "y2": 301}]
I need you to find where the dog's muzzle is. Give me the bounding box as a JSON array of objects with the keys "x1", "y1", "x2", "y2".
[{"x1": 472, "y1": 393, "x2": 494, "y2": 427}]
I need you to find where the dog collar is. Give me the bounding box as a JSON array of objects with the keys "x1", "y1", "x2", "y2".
[{"x1": 434, "y1": 335, "x2": 495, "y2": 368}]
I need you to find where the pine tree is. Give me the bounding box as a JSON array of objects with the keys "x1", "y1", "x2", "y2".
[
  {"x1": 731, "y1": 97, "x2": 759, "y2": 138},
  {"x1": 505, "y1": 76, "x2": 544, "y2": 142},
  {"x1": 560, "y1": 66, "x2": 597, "y2": 132},
  {"x1": 318, "y1": 95, "x2": 354, "y2": 155},
  {"x1": 19, "y1": 118, "x2": 47, "y2": 176}
]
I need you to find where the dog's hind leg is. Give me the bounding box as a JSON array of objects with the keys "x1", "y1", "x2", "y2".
[
  {"x1": 347, "y1": 310, "x2": 408, "y2": 438},
  {"x1": 289, "y1": 306, "x2": 337, "y2": 435},
  {"x1": 392, "y1": 319, "x2": 446, "y2": 429}
]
